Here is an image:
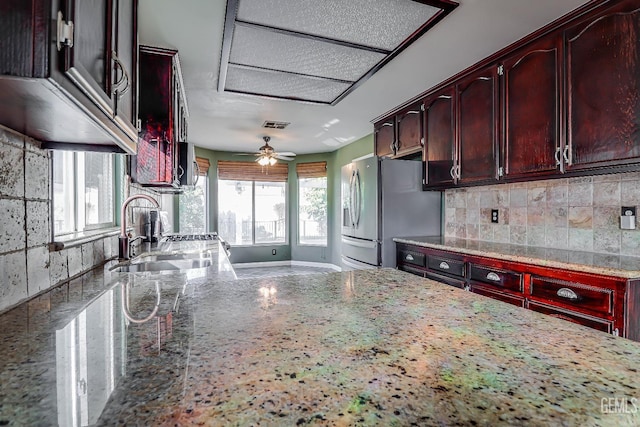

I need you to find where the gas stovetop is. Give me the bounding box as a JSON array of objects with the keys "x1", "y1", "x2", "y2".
[{"x1": 161, "y1": 233, "x2": 218, "y2": 242}]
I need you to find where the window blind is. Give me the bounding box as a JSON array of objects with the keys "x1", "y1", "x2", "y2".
[
  {"x1": 195, "y1": 157, "x2": 210, "y2": 176},
  {"x1": 296, "y1": 161, "x2": 327, "y2": 178},
  {"x1": 217, "y1": 160, "x2": 288, "y2": 182}
]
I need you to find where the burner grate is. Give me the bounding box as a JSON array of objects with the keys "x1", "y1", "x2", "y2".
[{"x1": 163, "y1": 233, "x2": 218, "y2": 242}]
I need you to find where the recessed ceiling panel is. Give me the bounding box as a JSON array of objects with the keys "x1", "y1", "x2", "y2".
[
  {"x1": 236, "y1": 0, "x2": 441, "y2": 51},
  {"x1": 225, "y1": 65, "x2": 352, "y2": 103},
  {"x1": 230, "y1": 25, "x2": 387, "y2": 82},
  {"x1": 219, "y1": 0, "x2": 458, "y2": 104}
]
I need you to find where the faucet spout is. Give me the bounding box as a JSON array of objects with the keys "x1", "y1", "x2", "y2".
[{"x1": 119, "y1": 194, "x2": 160, "y2": 259}]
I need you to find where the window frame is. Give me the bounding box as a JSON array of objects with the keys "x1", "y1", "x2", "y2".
[
  {"x1": 179, "y1": 171, "x2": 209, "y2": 234},
  {"x1": 217, "y1": 179, "x2": 288, "y2": 246},
  {"x1": 52, "y1": 151, "x2": 118, "y2": 238},
  {"x1": 297, "y1": 176, "x2": 328, "y2": 247}
]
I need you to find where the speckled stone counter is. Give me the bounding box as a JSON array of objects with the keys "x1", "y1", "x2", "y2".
[
  {"x1": 1, "y1": 261, "x2": 639, "y2": 425},
  {"x1": 394, "y1": 235, "x2": 640, "y2": 279}
]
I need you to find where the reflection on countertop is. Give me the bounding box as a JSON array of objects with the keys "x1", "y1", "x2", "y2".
[
  {"x1": 394, "y1": 235, "x2": 640, "y2": 278},
  {"x1": 1, "y1": 258, "x2": 639, "y2": 425}
]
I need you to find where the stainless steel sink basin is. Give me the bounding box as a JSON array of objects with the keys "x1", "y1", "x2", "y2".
[
  {"x1": 134, "y1": 251, "x2": 214, "y2": 262},
  {"x1": 112, "y1": 258, "x2": 212, "y2": 273}
]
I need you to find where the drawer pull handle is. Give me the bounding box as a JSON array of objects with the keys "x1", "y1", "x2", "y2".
[
  {"x1": 557, "y1": 288, "x2": 578, "y2": 300},
  {"x1": 405, "y1": 254, "x2": 415, "y2": 261},
  {"x1": 439, "y1": 261, "x2": 450, "y2": 270},
  {"x1": 486, "y1": 272, "x2": 501, "y2": 282}
]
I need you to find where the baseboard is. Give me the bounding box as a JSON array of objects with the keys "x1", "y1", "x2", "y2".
[
  {"x1": 291, "y1": 260, "x2": 341, "y2": 271},
  {"x1": 232, "y1": 260, "x2": 341, "y2": 271}
]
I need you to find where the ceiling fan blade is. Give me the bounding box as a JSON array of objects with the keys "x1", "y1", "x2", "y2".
[
  {"x1": 277, "y1": 152, "x2": 296, "y2": 157},
  {"x1": 233, "y1": 153, "x2": 260, "y2": 156},
  {"x1": 275, "y1": 155, "x2": 294, "y2": 161}
]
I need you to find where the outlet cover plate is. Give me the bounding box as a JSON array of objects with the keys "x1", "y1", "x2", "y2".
[{"x1": 491, "y1": 209, "x2": 499, "y2": 224}]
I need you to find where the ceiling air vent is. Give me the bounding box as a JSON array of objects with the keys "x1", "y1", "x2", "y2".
[{"x1": 262, "y1": 121, "x2": 290, "y2": 129}]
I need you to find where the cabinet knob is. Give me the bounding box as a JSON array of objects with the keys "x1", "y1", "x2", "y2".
[
  {"x1": 439, "y1": 261, "x2": 450, "y2": 270},
  {"x1": 557, "y1": 287, "x2": 578, "y2": 300},
  {"x1": 486, "y1": 272, "x2": 501, "y2": 282}
]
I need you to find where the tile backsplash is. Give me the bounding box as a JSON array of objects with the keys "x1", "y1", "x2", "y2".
[
  {"x1": 0, "y1": 125, "x2": 167, "y2": 313},
  {"x1": 444, "y1": 173, "x2": 640, "y2": 256}
]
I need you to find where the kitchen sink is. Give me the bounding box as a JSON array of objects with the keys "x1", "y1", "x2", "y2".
[
  {"x1": 111, "y1": 258, "x2": 213, "y2": 273},
  {"x1": 133, "y1": 250, "x2": 214, "y2": 263}
]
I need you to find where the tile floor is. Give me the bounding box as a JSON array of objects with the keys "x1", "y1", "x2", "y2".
[{"x1": 232, "y1": 264, "x2": 338, "y2": 279}]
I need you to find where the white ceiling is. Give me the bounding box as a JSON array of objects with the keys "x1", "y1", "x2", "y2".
[{"x1": 138, "y1": 0, "x2": 590, "y2": 156}]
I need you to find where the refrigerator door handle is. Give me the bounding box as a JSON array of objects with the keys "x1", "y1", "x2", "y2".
[
  {"x1": 342, "y1": 236, "x2": 378, "y2": 249},
  {"x1": 353, "y1": 169, "x2": 362, "y2": 228},
  {"x1": 349, "y1": 170, "x2": 356, "y2": 227}
]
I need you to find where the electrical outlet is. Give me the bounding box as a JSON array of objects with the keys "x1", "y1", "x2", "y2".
[
  {"x1": 272, "y1": 249, "x2": 277, "y2": 255},
  {"x1": 621, "y1": 206, "x2": 637, "y2": 230},
  {"x1": 622, "y1": 206, "x2": 636, "y2": 217},
  {"x1": 491, "y1": 209, "x2": 499, "y2": 224}
]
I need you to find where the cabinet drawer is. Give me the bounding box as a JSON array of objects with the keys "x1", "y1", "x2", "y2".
[
  {"x1": 426, "y1": 271, "x2": 466, "y2": 290},
  {"x1": 529, "y1": 276, "x2": 614, "y2": 317},
  {"x1": 528, "y1": 301, "x2": 613, "y2": 334},
  {"x1": 472, "y1": 284, "x2": 526, "y2": 308},
  {"x1": 399, "y1": 250, "x2": 426, "y2": 267},
  {"x1": 398, "y1": 264, "x2": 427, "y2": 278},
  {"x1": 427, "y1": 256, "x2": 465, "y2": 278},
  {"x1": 469, "y1": 264, "x2": 523, "y2": 293}
]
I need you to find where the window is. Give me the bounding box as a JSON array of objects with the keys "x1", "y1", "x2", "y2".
[
  {"x1": 297, "y1": 162, "x2": 327, "y2": 246},
  {"x1": 217, "y1": 161, "x2": 288, "y2": 245},
  {"x1": 53, "y1": 151, "x2": 117, "y2": 236},
  {"x1": 179, "y1": 172, "x2": 208, "y2": 233}
]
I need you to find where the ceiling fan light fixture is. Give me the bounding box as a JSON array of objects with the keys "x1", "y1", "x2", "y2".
[
  {"x1": 258, "y1": 156, "x2": 270, "y2": 166},
  {"x1": 269, "y1": 157, "x2": 277, "y2": 166}
]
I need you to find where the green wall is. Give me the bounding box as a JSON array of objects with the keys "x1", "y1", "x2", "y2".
[{"x1": 188, "y1": 135, "x2": 374, "y2": 266}]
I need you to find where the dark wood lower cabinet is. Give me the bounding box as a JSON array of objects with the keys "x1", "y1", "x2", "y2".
[
  {"x1": 472, "y1": 284, "x2": 526, "y2": 308},
  {"x1": 396, "y1": 242, "x2": 639, "y2": 341},
  {"x1": 527, "y1": 301, "x2": 614, "y2": 334}
]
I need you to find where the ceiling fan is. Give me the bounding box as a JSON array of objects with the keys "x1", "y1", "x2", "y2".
[{"x1": 235, "y1": 136, "x2": 296, "y2": 165}]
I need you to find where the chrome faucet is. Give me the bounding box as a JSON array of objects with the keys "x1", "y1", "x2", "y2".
[{"x1": 119, "y1": 194, "x2": 159, "y2": 259}]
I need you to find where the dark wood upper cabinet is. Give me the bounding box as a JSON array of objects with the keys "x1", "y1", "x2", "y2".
[
  {"x1": 374, "y1": 119, "x2": 396, "y2": 158},
  {"x1": 502, "y1": 35, "x2": 561, "y2": 180},
  {"x1": 133, "y1": 46, "x2": 188, "y2": 187},
  {"x1": 113, "y1": 0, "x2": 137, "y2": 129},
  {"x1": 396, "y1": 102, "x2": 424, "y2": 158},
  {"x1": 424, "y1": 89, "x2": 455, "y2": 187},
  {"x1": 62, "y1": 0, "x2": 137, "y2": 130},
  {"x1": 0, "y1": 0, "x2": 138, "y2": 153},
  {"x1": 62, "y1": 0, "x2": 113, "y2": 115},
  {"x1": 456, "y1": 66, "x2": 499, "y2": 185},
  {"x1": 565, "y1": 0, "x2": 640, "y2": 171}
]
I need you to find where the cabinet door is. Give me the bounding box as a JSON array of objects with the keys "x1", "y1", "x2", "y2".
[
  {"x1": 396, "y1": 103, "x2": 423, "y2": 157},
  {"x1": 374, "y1": 119, "x2": 395, "y2": 158},
  {"x1": 113, "y1": 0, "x2": 137, "y2": 129},
  {"x1": 457, "y1": 66, "x2": 499, "y2": 184},
  {"x1": 62, "y1": 0, "x2": 115, "y2": 116},
  {"x1": 424, "y1": 90, "x2": 455, "y2": 187},
  {"x1": 503, "y1": 35, "x2": 561, "y2": 179},
  {"x1": 565, "y1": 0, "x2": 640, "y2": 170}
]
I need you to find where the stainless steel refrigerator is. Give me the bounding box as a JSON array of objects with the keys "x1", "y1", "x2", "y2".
[{"x1": 341, "y1": 156, "x2": 442, "y2": 269}]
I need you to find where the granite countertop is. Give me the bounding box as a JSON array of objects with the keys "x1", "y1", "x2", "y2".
[
  {"x1": 1, "y1": 254, "x2": 639, "y2": 426},
  {"x1": 394, "y1": 236, "x2": 640, "y2": 279}
]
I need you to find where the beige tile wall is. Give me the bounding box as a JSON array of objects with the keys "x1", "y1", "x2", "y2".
[
  {"x1": 0, "y1": 126, "x2": 161, "y2": 313},
  {"x1": 444, "y1": 173, "x2": 640, "y2": 255}
]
